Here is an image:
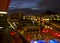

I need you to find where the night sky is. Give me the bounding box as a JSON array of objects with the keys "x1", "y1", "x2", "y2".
[
  {"x1": 9, "y1": 0, "x2": 41, "y2": 9},
  {"x1": 9, "y1": 0, "x2": 60, "y2": 12}
]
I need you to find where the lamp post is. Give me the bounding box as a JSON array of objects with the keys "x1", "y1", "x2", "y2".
[{"x1": 40, "y1": 17, "x2": 43, "y2": 33}]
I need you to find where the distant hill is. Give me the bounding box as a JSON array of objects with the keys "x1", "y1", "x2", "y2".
[
  {"x1": 43, "y1": 10, "x2": 58, "y2": 15},
  {"x1": 8, "y1": 8, "x2": 41, "y2": 15},
  {"x1": 8, "y1": 8, "x2": 59, "y2": 15}
]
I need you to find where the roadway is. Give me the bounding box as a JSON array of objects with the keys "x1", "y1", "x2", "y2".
[{"x1": 45, "y1": 20, "x2": 60, "y2": 32}]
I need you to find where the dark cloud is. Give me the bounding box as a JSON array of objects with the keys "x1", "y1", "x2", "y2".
[
  {"x1": 9, "y1": 0, "x2": 41, "y2": 9},
  {"x1": 9, "y1": 0, "x2": 60, "y2": 13},
  {"x1": 11, "y1": 0, "x2": 39, "y2": 3},
  {"x1": 39, "y1": 0, "x2": 60, "y2": 12}
]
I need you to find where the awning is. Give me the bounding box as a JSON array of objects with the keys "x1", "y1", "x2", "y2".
[{"x1": 0, "y1": 0, "x2": 11, "y2": 12}]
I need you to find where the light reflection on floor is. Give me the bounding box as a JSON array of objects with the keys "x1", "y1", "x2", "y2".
[{"x1": 31, "y1": 39, "x2": 60, "y2": 43}]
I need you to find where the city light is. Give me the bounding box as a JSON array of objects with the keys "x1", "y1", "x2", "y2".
[
  {"x1": 0, "y1": 27, "x2": 3, "y2": 28},
  {"x1": 43, "y1": 19, "x2": 50, "y2": 20},
  {"x1": 0, "y1": 11, "x2": 7, "y2": 14},
  {"x1": 10, "y1": 31, "x2": 16, "y2": 36}
]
